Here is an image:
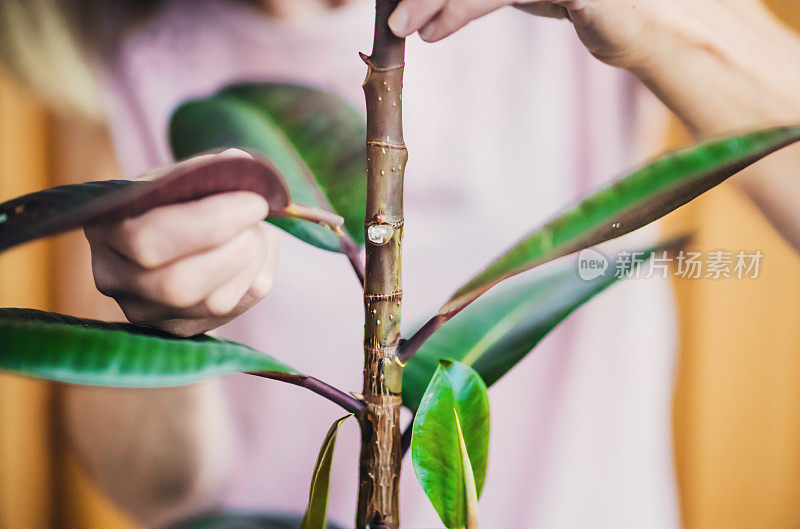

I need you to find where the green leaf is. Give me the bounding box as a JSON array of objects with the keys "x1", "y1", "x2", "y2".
[
  {"x1": 169, "y1": 83, "x2": 366, "y2": 251},
  {"x1": 412, "y1": 360, "x2": 489, "y2": 529},
  {"x1": 300, "y1": 415, "x2": 352, "y2": 529},
  {"x1": 441, "y1": 127, "x2": 800, "y2": 318},
  {"x1": 402, "y1": 243, "x2": 668, "y2": 410},
  {"x1": 0, "y1": 309, "x2": 296, "y2": 387},
  {"x1": 0, "y1": 155, "x2": 292, "y2": 254},
  {"x1": 166, "y1": 511, "x2": 344, "y2": 529}
]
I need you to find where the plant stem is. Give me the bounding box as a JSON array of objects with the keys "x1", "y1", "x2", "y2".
[
  {"x1": 247, "y1": 372, "x2": 364, "y2": 414},
  {"x1": 342, "y1": 235, "x2": 366, "y2": 286},
  {"x1": 357, "y1": 1, "x2": 407, "y2": 527}
]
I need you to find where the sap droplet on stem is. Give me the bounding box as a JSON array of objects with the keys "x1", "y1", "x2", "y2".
[{"x1": 367, "y1": 223, "x2": 394, "y2": 244}]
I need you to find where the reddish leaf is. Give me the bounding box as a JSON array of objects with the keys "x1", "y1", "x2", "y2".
[{"x1": 0, "y1": 153, "x2": 339, "y2": 254}]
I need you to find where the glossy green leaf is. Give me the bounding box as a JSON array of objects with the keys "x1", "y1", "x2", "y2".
[
  {"x1": 170, "y1": 83, "x2": 366, "y2": 252},
  {"x1": 398, "y1": 127, "x2": 800, "y2": 361},
  {"x1": 0, "y1": 309, "x2": 296, "y2": 387},
  {"x1": 167, "y1": 511, "x2": 344, "y2": 529},
  {"x1": 300, "y1": 415, "x2": 352, "y2": 529},
  {"x1": 402, "y1": 243, "x2": 669, "y2": 410},
  {"x1": 442, "y1": 127, "x2": 800, "y2": 317},
  {"x1": 412, "y1": 360, "x2": 489, "y2": 529}
]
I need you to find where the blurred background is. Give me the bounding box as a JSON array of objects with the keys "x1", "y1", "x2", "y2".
[{"x1": 1, "y1": 1, "x2": 800, "y2": 528}]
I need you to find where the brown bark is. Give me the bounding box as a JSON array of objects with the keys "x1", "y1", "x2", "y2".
[{"x1": 357, "y1": 1, "x2": 407, "y2": 527}]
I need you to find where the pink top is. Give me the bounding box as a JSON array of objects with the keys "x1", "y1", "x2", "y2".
[{"x1": 104, "y1": 1, "x2": 680, "y2": 527}]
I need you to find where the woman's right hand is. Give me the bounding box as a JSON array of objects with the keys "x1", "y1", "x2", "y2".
[
  {"x1": 389, "y1": 0, "x2": 687, "y2": 70},
  {"x1": 85, "y1": 151, "x2": 280, "y2": 337}
]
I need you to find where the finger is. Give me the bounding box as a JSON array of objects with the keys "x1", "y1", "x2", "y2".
[
  {"x1": 389, "y1": 0, "x2": 448, "y2": 38},
  {"x1": 252, "y1": 224, "x2": 280, "y2": 297},
  {"x1": 86, "y1": 191, "x2": 268, "y2": 269},
  {"x1": 96, "y1": 226, "x2": 264, "y2": 308},
  {"x1": 119, "y1": 294, "x2": 248, "y2": 336},
  {"x1": 204, "y1": 224, "x2": 279, "y2": 319},
  {"x1": 117, "y1": 284, "x2": 258, "y2": 336},
  {"x1": 136, "y1": 316, "x2": 219, "y2": 338},
  {"x1": 118, "y1": 228, "x2": 279, "y2": 337},
  {"x1": 513, "y1": 1, "x2": 569, "y2": 19},
  {"x1": 418, "y1": 0, "x2": 509, "y2": 42},
  {"x1": 90, "y1": 240, "x2": 138, "y2": 299},
  {"x1": 183, "y1": 226, "x2": 280, "y2": 327},
  {"x1": 204, "y1": 226, "x2": 270, "y2": 316},
  {"x1": 117, "y1": 295, "x2": 221, "y2": 324}
]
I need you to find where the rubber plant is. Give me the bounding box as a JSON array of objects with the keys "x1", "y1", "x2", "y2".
[{"x1": 1, "y1": 2, "x2": 800, "y2": 528}]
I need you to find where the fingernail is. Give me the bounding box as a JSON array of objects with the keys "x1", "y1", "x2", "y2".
[
  {"x1": 388, "y1": 6, "x2": 409, "y2": 37},
  {"x1": 219, "y1": 147, "x2": 252, "y2": 159},
  {"x1": 419, "y1": 23, "x2": 436, "y2": 42}
]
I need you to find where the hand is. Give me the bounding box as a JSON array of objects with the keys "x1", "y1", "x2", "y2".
[
  {"x1": 388, "y1": 0, "x2": 665, "y2": 69},
  {"x1": 391, "y1": 0, "x2": 800, "y2": 254},
  {"x1": 86, "y1": 150, "x2": 279, "y2": 337}
]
